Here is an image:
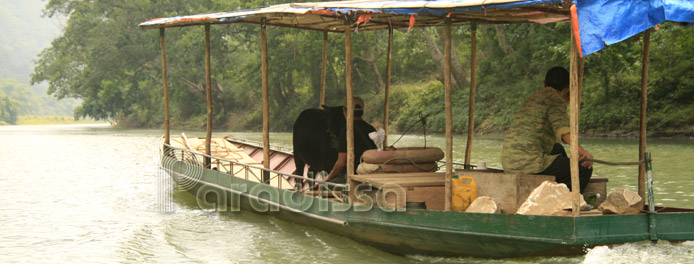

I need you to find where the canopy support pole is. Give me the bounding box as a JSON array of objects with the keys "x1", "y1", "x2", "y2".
[
  {"x1": 320, "y1": 31, "x2": 328, "y2": 107},
  {"x1": 383, "y1": 24, "x2": 393, "y2": 146},
  {"x1": 569, "y1": 26, "x2": 582, "y2": 216},
  {"x1": 638, "y1": 29, "x2": 651, "y2": 201},
  {"x1": 204, "y1": 24, "x2": 213, "y2": 168},
  {"x1": 345, "y1": 25, "x2": 356, "y2": 205},
  {"x1": 444, "y1": 18, "x2": 453, "y2": 211},
  {"x1": 261, "y1": 19, "x2": 271, "y2": 177},
  {"x1": 464, "y1": 22, "x2": 478, "y2": 167},
  {"x1": 160, "y1": 28, "x2": 170, "y2": 147}
]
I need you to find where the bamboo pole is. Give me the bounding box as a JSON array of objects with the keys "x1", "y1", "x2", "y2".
[
  {"x1": 204, "y1": 24, "x2": 213, "y2": 167},
  {"x1": 464, "y1": 22, "x2": 478, "y2": 167},
  {"x1": 383, "y1": 24, "x2": 393, "y2": 147},
  {"x1": 579, "y1": 57, "x2": 585, "y2": 103},
  {"x1": 639, "y1": 29, "x2": 651, "y2": 200},
  {"x1": 160, "y1": 28, "x2": 170, "y2": 147},
  {"x1": 444, "y1": 18, "x2": 453, "y2": 211},
  {"x1": 569, "y1": 27, "x2": 581, "y2": 216},
  {"x1": 320, "y1": 31, "x2": 328, "y2": 107},
  {"x1": 261, "y1": 19, "x2": 271, "y2": 173},
  {"x1": 345, "y1": 26, "x2": 356, "y2": 204}
]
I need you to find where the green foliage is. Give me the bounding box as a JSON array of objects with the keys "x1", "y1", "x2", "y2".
[
  {"x1": 1, "y1": 79, "x2": 35, "y2": 114},
  {"x1": 581, "y1": 23, "x2": 694, "y2": 134},
  {"x1": 31, "y1": 1, "x2": 694, "y2": 136},
  {"x1": 0, "y1": 93, "x2": 20, "y2": 125},
  {"x1": 0, "y1": 78, "x2": 76, "y2": 117}
]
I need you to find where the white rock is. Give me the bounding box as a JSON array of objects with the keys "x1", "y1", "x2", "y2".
[
  {"x1": 598, "y1": 188, "x2": 642, "y2": 214},
  {"x1": 516, "y1": 181, "x2": 587, "y2": 216},
  {"x1": 465, "y1": 196, "x2": 500, "y2": 214}
]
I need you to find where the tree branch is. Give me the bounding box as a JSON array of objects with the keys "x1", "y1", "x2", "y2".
[{"x1": 494, "y1": 25, "x2": 516, "y2": 55}]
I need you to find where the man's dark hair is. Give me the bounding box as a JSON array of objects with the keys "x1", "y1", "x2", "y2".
[{"x1": 545, "y1": 66, "x2": 570, "y2": 91}]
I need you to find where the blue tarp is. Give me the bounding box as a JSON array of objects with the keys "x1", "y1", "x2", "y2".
[{"x1": 575, "y1": 0, "x2": 694, "y2": 56}]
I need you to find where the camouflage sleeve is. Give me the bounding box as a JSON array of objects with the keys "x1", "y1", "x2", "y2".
[{"x1": 547, "y1": 95, "x2": 569, "y2": 142}]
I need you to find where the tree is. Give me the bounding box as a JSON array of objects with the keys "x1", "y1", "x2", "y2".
[
  {"x1": 0, "y1": 93, "x2": 20, "y2": 125},
  {"x1": 31, "y1": 0, "x2": 694, "y2": 135}
]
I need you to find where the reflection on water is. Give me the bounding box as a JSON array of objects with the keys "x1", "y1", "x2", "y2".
[{"x1": 0, "y1": 125, "x2": 692, "y2": 263}]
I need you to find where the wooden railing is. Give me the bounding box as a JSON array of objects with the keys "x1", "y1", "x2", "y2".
[{"x1": 161, "y1": 143, "x2": 348, "y2": 201}]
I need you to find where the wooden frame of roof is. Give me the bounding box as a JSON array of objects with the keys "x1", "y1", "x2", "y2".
[{"x1": 139, "y1": 0, "x2": 571, "y2": 31}]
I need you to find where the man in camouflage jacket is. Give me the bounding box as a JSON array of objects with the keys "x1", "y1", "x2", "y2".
[{"x1": 501, "y1": 67, "x2": 594, "y2": 193}]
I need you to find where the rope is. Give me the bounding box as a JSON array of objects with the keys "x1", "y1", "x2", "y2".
[
  {"x1": 389, "y1": 112, "x2": 429, "y2": 147},
  {"x1": 585, "y1": 158, "x2": 646, "y2": 166}
]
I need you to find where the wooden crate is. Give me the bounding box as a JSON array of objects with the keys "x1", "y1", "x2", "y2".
[
  {"x1": 455, "y1": 170, "x2": 554, "y2": 213},
  {"x1": 584, "y1": 176, "x2": 608, "y2": 205},
  {"x1": 351, "y1": 171, "x2": 596, "y2": 213}
]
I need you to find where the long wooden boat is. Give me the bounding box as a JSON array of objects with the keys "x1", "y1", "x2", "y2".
[
  {"x1": 145, "y1": 0, "x2": 694, "y2": 258},
  {"x1": 162, "y1": 135, "x2": 694, "y2": 258}
]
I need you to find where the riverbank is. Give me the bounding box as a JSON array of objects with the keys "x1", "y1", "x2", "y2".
[
  {"x1": 14, "y1": 115, "x2": 109, "y2": 125},
  {"x1": 151, "y1": 125, "x2": 694, "y2": 141}
]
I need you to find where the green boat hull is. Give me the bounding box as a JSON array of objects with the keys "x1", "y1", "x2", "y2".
[{"x1": 162, "y1": 156, "x2": 694, "y2": 258}]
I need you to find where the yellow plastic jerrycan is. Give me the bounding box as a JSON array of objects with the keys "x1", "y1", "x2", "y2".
[{"x1": 452, "y1": 175, "x2": 477, "y2": 212}]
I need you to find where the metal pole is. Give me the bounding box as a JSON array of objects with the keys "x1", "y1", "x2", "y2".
[
  {"x1": 204, "y1": 24, "x2": 213, "y2": 168},
  {"x1": 261, "y1": 19, "x2": 271, "y2": 181},
  {"x1": 645, "y1": 152, "x2": 657, "y2": 242},
  {"x1": 384, "y1": 24, "x2": 393, "y2": 146},
  {"x1": 345, "y1": 24, "x2": 356, "y2": 204},
  {"x1": 320, "y1": 31, "x2": 328, "y2": 107},
  {"x1": 444, "y1": 18, "x2": 453, "y2": 211},
  {"x1": 569, "y1": 26, "x2": 582, "y2": 216},
  {"x1": 160, "y1": 28, "x2": 170, "y2": 147},
  {"x1": 464, "y1": 22, "x2": 477, "y2": 167},
  {"x1": 639, "y1": 29, "x2": 651, "y2": 200},
  {"x1": 646, "y1": 152, "x2": 655, "y2": 213}
]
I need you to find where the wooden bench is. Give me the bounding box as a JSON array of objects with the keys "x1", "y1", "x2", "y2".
[
  {"x1": 351, "y1": 172, "x2": 446, "y2": 210},
  {"x1": 454, "y1": 170, "x2": 554, "y2": 213}
]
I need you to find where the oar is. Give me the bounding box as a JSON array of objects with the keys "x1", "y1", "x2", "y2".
[{"x1": 584, "y1": 158, "x2": 644, "y2": 166}]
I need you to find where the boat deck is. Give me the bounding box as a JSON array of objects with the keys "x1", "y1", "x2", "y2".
[{"x1": 169, "y1": 136, "x2": 294, "y2": 189}]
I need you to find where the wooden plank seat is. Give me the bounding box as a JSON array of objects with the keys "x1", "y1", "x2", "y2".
[
  {"x1": 351, "y1": 172, "x2": 445, "y2": 188},
  {"x1": 351, "y1": 172, "x2": 445, "y2": 210}
]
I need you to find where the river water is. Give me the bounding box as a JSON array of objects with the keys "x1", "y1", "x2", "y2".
[{"x1": 1, "y1": 124, "x2": 692, "y2": 263}]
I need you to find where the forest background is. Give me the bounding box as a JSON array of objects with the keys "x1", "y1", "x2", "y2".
[{"x1": 3, "y1": 0, "x2": 694, "y2": 137}]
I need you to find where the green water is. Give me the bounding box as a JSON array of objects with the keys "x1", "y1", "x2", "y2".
[{"x1": 1, "y1": 124, "x2": 692, "y2": 263}]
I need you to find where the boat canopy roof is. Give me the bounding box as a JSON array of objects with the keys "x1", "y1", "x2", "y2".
[{"x1": 140, "y1": 0, "x2": 694, "y2": 56}]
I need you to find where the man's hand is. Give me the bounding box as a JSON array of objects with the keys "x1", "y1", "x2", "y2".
[
  {"x1": 561, "y1": 133, "x2": 594, "y2": 169},
  {"x1": 324, "y1": 152, "x2": 346, "y2": 184},
  {"x1": 579, "y1": 150, "x2": 594, "y2": 169}
]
